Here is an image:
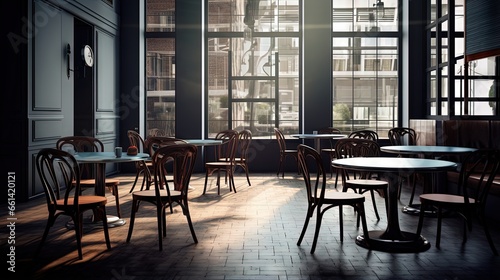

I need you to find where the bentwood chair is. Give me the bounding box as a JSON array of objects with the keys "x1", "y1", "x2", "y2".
[
  {"x1": 335, "y1": 138, "x2": 389, "y2": 223},
  {"x1": 274, "y1": 127, "x2": 299, "y2": 178},
  {"x1": 35, "y1": 148, "x2": 111, "y2": 260},
  {"x1": 318, "y1": 127, "x2": 342, "y2": 181},
  {"x1": 234, "y1": 129, "x2": 252, "y2": 186},
  {"x1": 56, "y1": 136, "x2": 122, "y2": 218},
  {"x1": 127, "y1": 130, "x2": 153, "y2": 193},
  {"x1": 416, "y1": 149, "x2": 500, "y2": 255},
  {"x1": 296, "y1": 144, "x2": 370, "y2": 254},
  {"x1": 388, "y1": 127, "x2": 418, "y2": 203},
  {"x1": 203, "y1": 129, "x2": 239, "y2": 195},
  {"x1": 348, "y1": 129, "x2": 379, "y2": 141},
  {"x1": 126, "y1": 144, "x2": 198, "y2": 251}
]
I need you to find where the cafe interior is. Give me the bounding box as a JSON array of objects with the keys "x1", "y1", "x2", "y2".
[{"x1": 4, "y1": 0, "x2": 500, "y2": 279}]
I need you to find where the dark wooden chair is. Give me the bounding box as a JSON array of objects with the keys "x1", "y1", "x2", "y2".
[
  {"x1": 234, "y1": 129, "x2": 252, "y2": 186},
  {"x1": 416, "y1": 149, "x2": 500, "y2": 255},
  {"x1": 203, "y1": 129, "x2": 239, "y2": 195},
  {"x1": 126, "y1": 144, "x2": 198, "y2": 251},
  {"x1": 56, "y1": 136, "x2": 122, "y2": 218},
  {"x1": 348, "y1": 129, "x2": 379, "y2": 141},
  {"x1": 35, "y1": 148, "x2": 111, "y2": 260},
  {"x1": 296, "y1": 144, "x2": 370, "y2": 254},
  {"x1": 335, "y1": 138, "x2": 389, "y2": 223},
  {"x1": 388, "y1": 127, "x2": 419, "y2": 203},
  {"x1": 127, "y1": 130, "x2": 153, "y2": 193},
  {"x1": 274, "y1": 127, "x2": 299, "y2": 178}
]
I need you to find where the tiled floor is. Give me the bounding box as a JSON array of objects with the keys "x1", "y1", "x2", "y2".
[{"x1": 5, "y1": 172, "x2": 500, "y2": 279}]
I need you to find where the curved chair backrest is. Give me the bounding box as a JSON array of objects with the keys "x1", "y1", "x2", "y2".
[
  {"x1": 274, "y1": 128, "x2": 287, "y2": 153},
  {"x1": 127, "y1": 130, "x2": 148, "y2": 153},
  {"x1": 237, "y1": 129, "x2": 252, "y2": 159},
  {"x1": 152, "y1": 144, "x2": 198, "y2": 195},
  {"x1": 388, "y1": 127, "x2": 417, "y2": 145},
  {"x1": 36, "y1": 148, "x2": 81, "y2": 209},
  {"x1": 297, "y1": 144, "x2": 326, "y2": 201},
  {"x1": 56, "y1": 136, "x2": 104, "y2": 152},
  {"x1": 335, "y1": 138, "x2": 381, "y2": 159},
  {"x1": 318, "y1": 127, "x2": 341, "y2": 134},
  {"x1": 348, "y1": 130, "x2": 379, "y2": 141},
  {"x1": 146, "y1": 136, "x2": 187, "y2": 156},
  {"x1": 459, "y1": 149, "x2": 500, "y2": 206},
  {"x1": 215, "y1": 129, "x2": 239, "y2": 162}
]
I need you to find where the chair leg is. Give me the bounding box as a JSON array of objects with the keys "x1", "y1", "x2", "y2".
[
  {"x1": 35, "y1": 214, "x2": 55, "y2": 258},
  {"x1": 480, "y1": 210, "x2": 499, "y2": 255},
  {"x1": 126, "y1": 199, "x2": 139, "y2": 243},
  {"x1": 358, "y1": 203, "x2": 370, "y2": 243},
  {"x1": 369, "y1": 189, "x2": 380, "y2": 221},
  {"x1": 73, "y1": 214, "x2": 83, "y2": 260},
  {"x1": 310, "y1": 206, "x2": 324, "y2": 254},
  {"x1": 101, "y1": 206, "x2": 111, "y2": 250},
  {"x1": 436, "y1": 206, "x2": 443, "y2": 248},
  {"x1": 203, "y1": 171, "x2": 210, "y2": 194},
  {"x1": 277, "y1": 155, "x2": 284, "y2": 178},
  {"x1": 129, "y1": 170, "x2": 142, "y2": 193},
  {"x1": 157, "y1": 203, "x2": 163, "y2": 251},
  {"x1": 297, "y1": 204, "x2": 315, "y2": 246},
  {"x1": 181, "y1": 203, "x2": 198, "y2": 243}
]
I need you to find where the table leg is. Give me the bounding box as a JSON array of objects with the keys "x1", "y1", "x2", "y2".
[
  {"x1": 67, "y1": 163, "x2": 126, "y2": 229},
  {"x1": 355, "y1": 171, "x2": 430, "y2": 252}
]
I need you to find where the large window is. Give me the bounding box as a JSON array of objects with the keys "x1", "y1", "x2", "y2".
[
  {"x1": 206, "y1": 0, "x2": 301, "y2": 138},
  {"x1": 427, "y1": 0, "x2": 499, "y2": 117},
  {"x1": 145, "y1": 0, "x2": 176, "y2": 137},
  {"x1": 331, "y1": 0, "x2": 399, "y2": 136}
]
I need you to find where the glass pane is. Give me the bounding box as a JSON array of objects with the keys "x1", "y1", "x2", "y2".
[
  {"x1": 430, "y1": 70, "x2": 437, "y2": 99},
  {"x1": 441, "y1": 0, "x2": 448, "y2": 17},
  {"x1": 455, "y1": 0, "x2": 464, "y2": 32},
  {"x1": 469, "y1": 101, "x2": 495, "y2": 116},
  {"x1": 232, "y1": 101, "x2": 275, "y2": 135},
  {"x1": 441, "y1": 66, "x2": 448, "y2": 98},
  {"x1": 231, "y1": 79, "x2": 275, "y2": 99},
  {"x1": 146, "y1": 38, "x2": 176, "y2": 136},
  {"x1": 441, "y1": 33, "x2": 448, "y2": 63},
  {"x1": 332, "y1": 0, "x2": 398, "y2": 32},
  {"x1": 430, "y1": 101, "x2": 437, "y2": 115},
  {"x1": 430, "y1": 28, "x2": 437, "y2": 67},
  {"x1": 430, "y1": 0, "x2": 437, "y2": 22},
  {"x1": 333, "y1": 35, "x2": 398, "y2": 135},
  {"x1": 468, "y1": 57, "x2": 496, "y2": 77},
  {"x1": 146, "y1": 0, "x2": 175, "y2": 32}
]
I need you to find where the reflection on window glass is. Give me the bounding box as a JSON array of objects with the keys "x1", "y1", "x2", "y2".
[
  {"x1": 146, "y1": 38, "x2": 176, "y2": 137},
  {"x1": 207, "y1": 0, "x2": 300, "y2": 138}
]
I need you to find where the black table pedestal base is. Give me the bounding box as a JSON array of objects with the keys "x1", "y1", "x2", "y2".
[{"x1": 356, "y1": 230, "x2": 431, "y2": 253}]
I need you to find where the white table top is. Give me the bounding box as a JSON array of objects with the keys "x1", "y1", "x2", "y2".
[
  {"x1": 184, "y1": 139, "x2": 223, "y2": 146},
  {"x1": 332, "y1": 157, "x2": 457, "y2": 173},
  {"x1": 380, "y1": 145, "x2": 477, "y2": 156},
  {"x1": 74, "y1": 152, "x2": 150, "y2": 163}
]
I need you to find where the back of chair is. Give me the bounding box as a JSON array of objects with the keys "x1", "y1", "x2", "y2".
[
  {"x1": 215, "y1": 129, "x2": 239, "y2": 162},
  {"x1": 335, "y1": 138, "x2": 380, "y2": 182},
  {"x1": 318, "y1": 127, "x2": 341, "y2": 134},
  {"x1": 349, "y1": 130, "x2": 379, "y2": 141},
  {"x1": 459, "y1": 149, "x2": 500, "y2": 206},
  {"x1": 237, "y1": 129, "x2": 252, "y2": 160},
  {"x1": 56, "y1": 136, "x2": 104, "y2": 152},
  {"x1": 274, "y1": 128, "x2": 287, "y2": 153},
  {"x1": 147, "y1": 136, "x2": 187, "y2": 156},
  {"x1": 388, "y1": 127, "x2": 416, "y2": 145},
  {"x1": 297, "y1": 144, "x2": 327, "y2": 202},
  {"x1": 127, "y1": 130, "x2": 148, "y2": 153},
  {"x1": 56, "y1": 136, "x2": 104, "y2": 178},
  {"x1": 152, "y1": 144, "x2": 198, "y2": 195},
  {"x1": 36, "y1": 148, "x2": 81, "y2": 210}
]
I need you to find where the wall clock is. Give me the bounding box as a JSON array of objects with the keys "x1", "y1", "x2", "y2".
[{"x1": 81, "y1": 45, "x2": 94, "y2": 67}]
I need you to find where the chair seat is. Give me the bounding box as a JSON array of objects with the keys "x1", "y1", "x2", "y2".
[
  {"x1": 322, "y1": 191, "x2": 365, "y2": 203},
  {"x1": 420, "y1": 193, "x2": 475, "y2": 205},
  {"x1": 79, "y1": 178, "x2": 120, "y2": 186},
  {"x1": 132, "y1": 189, "x2": 182, "y2": 199},
  {"x1": 53, "y1": 196, "x2": 107, "y2": 211},
  {"x1": 345, "y1": 179, "x2": 388, "y2": 188}
]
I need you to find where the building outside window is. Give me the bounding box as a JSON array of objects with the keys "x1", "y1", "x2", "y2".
[
  {"x1": 145, "y1": 0, "x2": 176, "y2": 137},
  {"x1": 207, "y1": 0, "x2": 301, "y2": 138},
  {"x1": 331, "y1": 0, "x2": 399, "y2": 136}
]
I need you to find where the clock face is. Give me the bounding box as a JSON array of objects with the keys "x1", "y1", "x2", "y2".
[{"x1": 82, "y1": 45, "x2": 94, "y2": 67}]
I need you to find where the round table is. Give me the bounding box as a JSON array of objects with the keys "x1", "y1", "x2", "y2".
[
  {"x1": 332, "y1": 157, "x2": 457, "y2": 253},
  {"x1": 380, "y1": 145, "x2": 476, "y2": 215},
  {"x1": 73, "y1": 152, "x2": 150, "y2": 227}
]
